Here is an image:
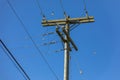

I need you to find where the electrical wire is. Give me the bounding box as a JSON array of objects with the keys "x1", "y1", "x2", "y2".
[
  {"x1": 72, "y1": 52, "x2": 83, "y2": 75},
  {"x1": 6, "y1": 0, "x2": 60, "y2": 80},
  {"x1": 35, "y1": 0, "x2": 45, "y2": 18},
  {"x1": 59, "y1": 0, "x2": 67, "y2": 16},
  {"x1": 0, "y1": 40, "x2": 30, "y2": 80},
  {"x1": 83, "y1": 0, "x2": 87, "y2": 11},
  {"x1": 83, "y1": 0, "x2": 89, "y2": 16},
  {"x1": 70, "y1": 24, "x2": 81, "y2": 31}
]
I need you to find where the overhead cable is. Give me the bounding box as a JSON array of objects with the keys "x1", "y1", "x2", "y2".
[
  {"x1": 83, "y1": 0, "x2": 89, "y2": 16},
  {"x1": 6, "y1": 0, "x2": 59, "y2": 80},
  {"x1": 0, "y1": 40, "x2": 30, "y2": 80},
  {"x1": 59, "y1": 0, "x2": 67, "y2": 17},
  {"x1": 35, "y1": 0, "x2": 45, "y2": 18}
]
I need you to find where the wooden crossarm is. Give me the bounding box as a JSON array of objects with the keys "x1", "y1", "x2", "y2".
[{"x1": 42, "y1": 16, "x2": 94, "y2": 27}]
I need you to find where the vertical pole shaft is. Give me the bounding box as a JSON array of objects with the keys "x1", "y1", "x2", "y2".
[
  {"x1": 64, "y1": 17, "x2": 69, "y2": 80},
  {"x1": 64, "y1": 41, "x2": 69, "y2": 80}
]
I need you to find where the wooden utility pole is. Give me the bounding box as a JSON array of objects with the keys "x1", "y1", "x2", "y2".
[{"x1": 41, "y1": 15, "x2": 94, "y2": 80}]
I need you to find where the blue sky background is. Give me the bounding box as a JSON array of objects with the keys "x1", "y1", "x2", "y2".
[{"x1": 0, "y1": 0, "x2": 120, "y2": 80}]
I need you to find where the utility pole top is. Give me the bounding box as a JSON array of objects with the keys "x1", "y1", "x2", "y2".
[{"x1": 41, "y1": 14, "x2": 95, "y2": 80}]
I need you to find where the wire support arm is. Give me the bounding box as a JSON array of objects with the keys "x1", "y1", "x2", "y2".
[{"x1": 42, "y1": 16, "x2": 94, "y2": 26}]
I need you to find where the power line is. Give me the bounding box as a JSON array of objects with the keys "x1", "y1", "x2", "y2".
[
  {"x1": 72, "y1": 53, "x2": 84, "y2": 76},
  {"x1": 70, "y1": 24, "x2": 81, "y2": 31},
  {"x1": 83, "y1": 0, "x2": 87, "y2": 11},
  {"x1": 6, "y1": 0, "x2": 60, "y2": 80},
  {"x1": 0, "y1": 40, "x2": 30, "y2": 80},
  {"x1": 59, "y1": 0, "x2": 67, "y2": 17},
  {"x1": 35, "y1": 0, "x2": 45, "y2": 18},
  {"x1": 69, "y1": 0, "x2": 89, "y2": 31},
  {"x1": 83, "y1": 0, "x2": 89, "y2": 17}
]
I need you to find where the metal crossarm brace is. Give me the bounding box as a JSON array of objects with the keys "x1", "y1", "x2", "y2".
[
  {"x1": 62, "y1": 28, "x2": 78, "y2": 51},
  {"x1": 56, "y1": 28, "x2": 65, "y2": 42},
  {"x1": 56, "y1": 28, "x2": 72, "y2": 51}
]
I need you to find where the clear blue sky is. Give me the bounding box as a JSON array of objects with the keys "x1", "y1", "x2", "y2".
[{"x1": 0, "y1": 0, "x2": 120, "y2": 80}]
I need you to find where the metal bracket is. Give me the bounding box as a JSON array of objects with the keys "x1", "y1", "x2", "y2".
[{"x1": 62, "y1": 28, "x2": 78, "y2": 51}]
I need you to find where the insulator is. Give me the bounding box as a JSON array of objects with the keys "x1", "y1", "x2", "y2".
[
  {"x1": 49, "y1": 41, "x2": 56, "y2": 44},
  {"x1": 42, "y1": 32, "x2": 55, "y2": 37},
  {"x1": 42, "y1": 16, "x2": 46, "y2": 21},
  {"x1": 51, "y1": 11, "x2": 54, "y2": 16},
  {"x1": 55, "y1": 49, "x2": 64, "y2": 53},
  {"x1": 55, "y1": 50, "x2": 59, "y2": 53},
  {"x1": 48, "y1": 32, "x2": 55, "y2": 35},
  {"x1": 80, "y1": 70, "x2": 83, "y2": 75},
  {"x1": 42, "y1": 41, "x2": 56, "y2": 46}
]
